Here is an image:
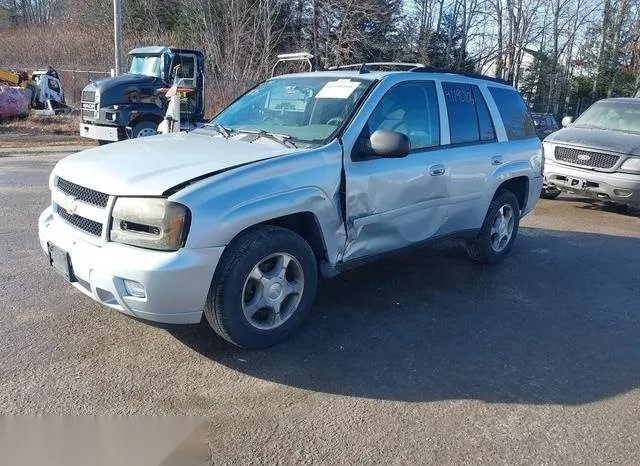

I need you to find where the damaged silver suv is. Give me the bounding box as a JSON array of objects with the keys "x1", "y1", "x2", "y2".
[{"x1": 39, "y1": 62, "x2": 542, "y2": 348}]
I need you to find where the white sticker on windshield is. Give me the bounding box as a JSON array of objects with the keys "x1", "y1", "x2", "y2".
[{"x1": 316, "y1": 79, "x2": 361, "y2": 99}]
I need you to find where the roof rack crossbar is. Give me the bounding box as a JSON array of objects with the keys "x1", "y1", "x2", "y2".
[
  {"x1": 271, "y1": 52, "x2": 314, "y2": 77},
  {"x1": 410, "y1": 66, "x2": 508, "y2": 85},
  {"x1": 328, "y1": 62, "x2": 426, "y2": 71}
]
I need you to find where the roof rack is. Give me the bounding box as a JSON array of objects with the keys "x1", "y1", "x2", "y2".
[
  {"x1": 271, "y1": 52, "x2": 314, "y2": 77},
  {"x1": 410, "y1": 66, "x2": 509, "y2": 85},
  {"x1": 328, "y1": 62, "x2": 425, "y2": 73}
]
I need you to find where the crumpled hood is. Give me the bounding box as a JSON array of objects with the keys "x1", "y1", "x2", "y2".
[
  {"x1": 54, "y1": 132, "x2": 295, "y2": 196},
  {"x1": 545, "y1": 126, "x2": 640, "y2": 156}
]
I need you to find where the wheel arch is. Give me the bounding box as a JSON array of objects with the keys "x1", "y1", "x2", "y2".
[
  {"x1": 496, "y1": 176, "x2": 530, "y2": 210},
  {"x1": 129, "y1": 113, "x2": 163, "y2": 128},
  {"x1": 184, "y1": 187, "x2": 346, "y2": 272},
  {"x1": 259, "y1": 212, "x2": 327, "y2": 261}
]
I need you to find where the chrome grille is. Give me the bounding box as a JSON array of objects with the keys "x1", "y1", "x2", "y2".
[
  {"x1": 81, "y1": 109, "x2": 95, "y2": 121},
  {"x1": 54, "y1": 203, "x2": 103, "y2": 237},
  {"x1": 554, "y1": 146, "x2": 619, "y2": 169},
  {"x1": 56, "y1": 177, "x2": 109, "y2": 208},
  {"x1": 82, "y1": 90, "x2": 96, "y2": 103}
]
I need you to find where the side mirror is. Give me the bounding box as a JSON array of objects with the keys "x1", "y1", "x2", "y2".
[
  {"x1": 368, "y1": 130, "x2": 411, "y2": 158},
  {"x1": 561, "y1": 116, "x2": 574, "y2": 127}
]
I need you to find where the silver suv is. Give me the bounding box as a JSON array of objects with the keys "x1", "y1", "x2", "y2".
[
  {"x1": 39, "y1": 63, "x2": 543, "y2": 348},
  {"x1": 543, "y1": 98, "x2": 640, "y2": 206}
]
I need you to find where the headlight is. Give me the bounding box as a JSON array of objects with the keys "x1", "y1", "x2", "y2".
[
  {"x1": 542, "y1": 142, "x2": 554, "y2": 160},
  {"x1": 620, "y1": 157, "x2": 640, "y2": 174},
  {"x1": 110, "y1": 197, "x2": 190, "y2": 251}
]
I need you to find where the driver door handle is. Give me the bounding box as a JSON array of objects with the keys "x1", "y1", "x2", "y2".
[{"x1": 429, "y1": 164, "x2": 446, "y2": 176}]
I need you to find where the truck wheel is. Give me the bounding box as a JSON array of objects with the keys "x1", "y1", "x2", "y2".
[
  {"x1": 131, "y1": 121, "x2": 158, "y2": 138},
  {"x1": 466, "y1": 189, "x2": 520, "y2": 264},
  {"x1": 97, "y1": 140, "x2": 112, "y2": 146},
  {"x1": 204, "y1": 225, "x2": 318, "y2": 349},
  {"x1": 541, "y1": 184, "x2": 561, "y2": 200}
]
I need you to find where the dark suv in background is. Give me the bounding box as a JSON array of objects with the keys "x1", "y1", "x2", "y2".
[
  {"x1": 531, "y1": 113, "x2": 559, "y2": 139},
  {"x1": 542, "y1": 98, "x2": 640, "y2": 207}
]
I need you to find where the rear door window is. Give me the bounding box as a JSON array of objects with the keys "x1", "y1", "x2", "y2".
[
  {"x1": 442, "y1": 82, "x2": 495, "y2": 144},
  {"x1": 489, "y1": 87, "x2": 536, "y2": 140}
]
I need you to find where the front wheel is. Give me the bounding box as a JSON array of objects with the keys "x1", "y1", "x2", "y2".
[
  {"x1": 131, "y1": 121, "x2": 158, "y2": 138},
  {"x1": 541, "y1": 184, "x2": 561, "y2": 200},
  {"x1": 466, "y1": 190, "x2": 521, "y2": 263},
  {"x1": 204, "y1": 225, "x2": 318, "y2": 349}
]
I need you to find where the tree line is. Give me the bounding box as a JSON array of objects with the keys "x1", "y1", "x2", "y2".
[{"x1": 1, "y1": 0, "x2": 639, "y2": 117}]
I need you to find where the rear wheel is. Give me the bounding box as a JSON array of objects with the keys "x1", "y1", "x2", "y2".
[
  {"x1": 466, "y1": 190, "x2": 520, "y2": 263},
  {"x1": 204, "y1": 225, "x2": 318, "y2": 349}
]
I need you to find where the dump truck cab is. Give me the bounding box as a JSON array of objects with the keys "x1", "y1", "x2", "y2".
[{"x1": 79, "y1": 46, "x2": 205, "y2": 143}]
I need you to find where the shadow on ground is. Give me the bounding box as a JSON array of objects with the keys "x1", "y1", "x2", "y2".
[
  {"x1": 166, "y1": 227, "x2": 640, "y2": 405},
  {"x1": 551, "y1": 195, "x2": 640, "y2": 217}
]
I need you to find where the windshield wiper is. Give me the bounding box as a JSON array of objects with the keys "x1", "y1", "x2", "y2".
[
  {"x1": 233, "y1": 128, "x2": 297, "y2": 148},
  {"x1": 203, "y1": 122, "x2": 231, "y2": 138}
]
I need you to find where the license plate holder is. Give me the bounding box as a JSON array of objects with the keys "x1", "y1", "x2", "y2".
[{"x1": 48, "y1": 242, "x2": 76, "y2": 282}]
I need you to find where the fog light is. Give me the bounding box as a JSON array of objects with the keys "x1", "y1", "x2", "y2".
[{"x1": 124, "y1": 279, "x2": 146, "y2": 298}]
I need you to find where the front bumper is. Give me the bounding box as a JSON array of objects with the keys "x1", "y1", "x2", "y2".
[
  {"x1": 544, "y1": 160, "x2": 640, "y2": 205},
  {"x1": 79, "y1": 123, "x2": 124, "y2": 142},
  {"x1": 38, "y1": 206, "x2": 224, "y2": 324}
]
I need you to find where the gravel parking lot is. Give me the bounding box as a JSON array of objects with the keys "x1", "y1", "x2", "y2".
[{"x1": 1, "y1": 149, "x2": 639, "y2": 464}]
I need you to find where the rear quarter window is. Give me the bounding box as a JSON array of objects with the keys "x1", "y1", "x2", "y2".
[{"x1": 489, "y1": 87, "x2": 536, "y2": 140}]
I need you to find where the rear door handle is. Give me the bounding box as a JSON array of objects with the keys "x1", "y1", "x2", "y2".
[
  {"x1": 491, "y1": 156, "x2": 504, "y2": 166},
  {"x1": 429, "y1": 164, "x2": 446, "y2": 176}
]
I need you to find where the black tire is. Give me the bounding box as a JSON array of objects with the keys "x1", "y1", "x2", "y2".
[
  {"x1": 97, "y1": 139, "x2": 112, "y2": 146},
  {"x1": 204, "y1": 225, "x2": 318, "y2": 349},
  {"x1": 131, "y1": 120, "x2": 158, "y2": 138},
  {"x1": 466, "y1": 189, "x2": 521, "y2": 264},
  {"x1": 540, "y1": 186, "x2": 561, "y2": 200}
]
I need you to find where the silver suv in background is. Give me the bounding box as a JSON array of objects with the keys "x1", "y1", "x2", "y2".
[
  {"x1": 39, "y1": 62, "x2": 542, "y2": 348},
  {"x1": 543, "y1": 98, "x2": 640, "y2": 206}
]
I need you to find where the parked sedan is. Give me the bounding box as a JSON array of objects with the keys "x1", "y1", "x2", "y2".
[{"x1": 542, "y1": 98, "x2": 640, "y2": 206}]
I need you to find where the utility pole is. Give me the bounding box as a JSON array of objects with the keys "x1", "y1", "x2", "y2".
[
  {"x1": 312, "y1": 0, "x2": 318, "y2": 68},
  {"x1": 113, "y1": 0, "x2": 123, "y2": 76}
]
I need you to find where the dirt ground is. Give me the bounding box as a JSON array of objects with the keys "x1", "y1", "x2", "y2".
[{"x1": 1, "y1": 147, "x2": 639, "y2": 464}]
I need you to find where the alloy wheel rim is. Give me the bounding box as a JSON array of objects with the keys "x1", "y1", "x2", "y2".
[
  {"x1": 490, "y1": 204, "x2": 515, "y2": 252},
  {"x1": 241, "y1": 253, "x2": 304, "y2": 330}
]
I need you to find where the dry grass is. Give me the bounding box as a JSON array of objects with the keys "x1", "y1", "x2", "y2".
[
  {"x1": 0, "y1": 112, "x2": 94, "y2": 148},
  {"x1": 0, "y1": 113, "x2": 79, "y2": 135}
]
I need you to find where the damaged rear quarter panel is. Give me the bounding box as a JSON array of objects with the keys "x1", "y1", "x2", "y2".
[{"x1": 169, "y1": 139, "x2": 347, "y2": 264}]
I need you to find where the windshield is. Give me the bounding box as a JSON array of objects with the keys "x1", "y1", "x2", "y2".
[
  {"x1": 129, "y1": 55, "x2": 162, "y2": 78},
  {"x1": 574, "y1": 101, "x2": 640, "y2": 134},
  {"x1": 212, "y1": 76, "x2": 373, "y2": 146}
]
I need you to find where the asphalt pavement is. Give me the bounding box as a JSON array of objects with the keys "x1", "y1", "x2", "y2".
[{"x1": 1, "y1": 149, "x2": 639, "y2": 464}]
